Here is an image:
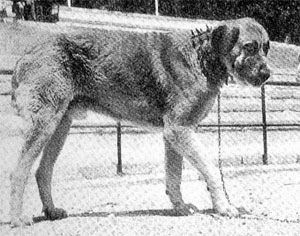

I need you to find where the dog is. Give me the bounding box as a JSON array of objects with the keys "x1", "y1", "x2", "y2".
[{"x1": 9, "y1": 17, "x2": 270, "y2": 227}]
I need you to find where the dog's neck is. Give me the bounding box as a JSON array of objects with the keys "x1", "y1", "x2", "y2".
[
  {"x1": 176, "y1": 40, "x2": 229, "y2": 88},
  {"x1": 187, "y1": 30, "x2": 230, "y2": 88},
  {"x1": 197, "y1": 47, "x2": 229, "y2": 87}
]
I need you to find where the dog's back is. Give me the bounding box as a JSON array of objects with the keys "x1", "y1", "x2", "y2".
[{"x1": 11, "y1": 28, "x2": 214, "y2": 127}]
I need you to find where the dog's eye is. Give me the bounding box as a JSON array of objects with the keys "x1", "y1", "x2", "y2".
[
  {"x1": 243, "y1": 41, "x2": 259, "y2": 55},
  {"x1": 263, "y1": 41, "x2": 270, "y2": 56}
]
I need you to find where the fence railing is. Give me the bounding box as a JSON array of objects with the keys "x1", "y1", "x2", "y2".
[
  {"x1": 214, "y1": 81, "x2": 300, "y2": 167},
  {"x1": 1, "y1": 70, "x2": 300, "y2": 174},
  {"x1": 69, "y1": 78, "x2": 300, "y2": 174}
]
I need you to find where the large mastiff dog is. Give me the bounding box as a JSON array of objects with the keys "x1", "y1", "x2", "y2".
[{"x1": 10, "y1": 17, "x2": 270, "y2": 227}]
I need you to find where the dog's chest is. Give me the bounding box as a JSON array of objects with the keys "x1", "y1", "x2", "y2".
[
  {"x1": 174, "y1": 89, "x2": 219, "y2": 126},
  {"x1": 194, "y1": 91, "x2": 218, "y2": 122}
]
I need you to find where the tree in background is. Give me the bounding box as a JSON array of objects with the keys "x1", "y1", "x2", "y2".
[
  {"x1": 72, "y1": 0, "x2": 300, "y2": 45},
  {"x1": 72, "y1": 0, "x2": 154, "y2": 13}
]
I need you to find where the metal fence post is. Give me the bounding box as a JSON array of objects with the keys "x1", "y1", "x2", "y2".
[
  {"x1": 117, "y1": 122, "x2": 123, "y2": 174},
  {"x1": 155, "y1": 0, "x2": 159, "y2": 16},
  {"x1": 261, "y1": 85, "x2": 268, "y2": 165},
  {"x1": 217, "y1": 93, "x2": 222, "y2": 160}
]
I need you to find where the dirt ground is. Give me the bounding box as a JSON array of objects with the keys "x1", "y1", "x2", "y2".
[
  {"x1": 1, "y1": 95, "x2": 300, "y2": 236},
  {"x1": 1, "y1": 120, "x2": 300, "y2": 235},
  {"x1": 1, "y1": 167, "x2": 300, "y2": 236}
]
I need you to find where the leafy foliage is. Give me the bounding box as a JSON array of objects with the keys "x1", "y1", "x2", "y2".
[{"x1": 72, "y1": 0, "x2": 300, "y2": 44}]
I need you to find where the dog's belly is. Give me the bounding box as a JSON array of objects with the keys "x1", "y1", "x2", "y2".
[
  {"x1": 68, "y1": 86, "x2": 218, "y2": 129},
  {"x1": 68, "y1": 96, "x2": 166, "y2": 128}
]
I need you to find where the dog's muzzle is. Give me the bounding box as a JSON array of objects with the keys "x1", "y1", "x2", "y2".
[
  {"x1": 234, "y1": 56, "x2": 271, "y2": 87},
  {"x1": 248, "y1": 66, "x2": 270, "y2": 87},
  {"x1": 257, "y1": 63, "x2": 271, "y2": 85}
]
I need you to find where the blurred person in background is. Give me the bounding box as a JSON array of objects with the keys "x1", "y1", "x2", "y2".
[
  {"x1": 0, "y1": 0, "x2": 8, "y2": 22},
  {"x1": 284, "y1": 33, "x2": 292, "y2": 44},
  {"x1": 11, "y1": 0, "x2": 35, "y2": 21},
  {"x1": 24, "y1": 0, "x2": 36, "y2": 20},
  {"x1": 12, "y1": 0, "x2": 25, "y2": 20}
]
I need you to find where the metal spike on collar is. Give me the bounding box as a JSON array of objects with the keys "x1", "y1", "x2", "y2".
[
  {"x1": 206, "y1": 25, "x2": 212, "y2": 32},
  {"x1": 191, "y1": 27, "x2": 208, "y2": 39},
  {"x1": 195, "y1": 28, "x2": 202, "y2": 35}
]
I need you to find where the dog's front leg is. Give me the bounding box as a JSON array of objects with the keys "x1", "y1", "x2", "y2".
[
  {"x1": 164, "y1": 137, "x2": 200, "y2": 215},
  {"x1": 163, "y1": 125, "x2": 239, "y2": 217},
  {"x1": 164, "y1": 136, "x2": 183, "y2": 204}
]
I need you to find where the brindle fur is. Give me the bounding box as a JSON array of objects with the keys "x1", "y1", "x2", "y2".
[{"x1": 9, "y1": 18, "x2": 270, "y2": 227}]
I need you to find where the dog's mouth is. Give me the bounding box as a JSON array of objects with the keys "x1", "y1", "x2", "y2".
[
  {"x1": 249, "y1": 75, "x2": 269, "y2": 86},
  {"x1": 230, "y1": 68, "x2": 270, "y2": 87},
  {"x1": 248, "y1": 66, "x2": 271, "y2": 86},
  {"x1": 231, "y1": 60, "x2": 271, "y2": 87}
]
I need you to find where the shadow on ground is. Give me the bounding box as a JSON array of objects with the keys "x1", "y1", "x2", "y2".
[
  {"x1": 0, "y1": 208, "x2": 215, "y2": 226},
  {"x1": 0, "y1": 204, "x2": 251, "y2": 226}
]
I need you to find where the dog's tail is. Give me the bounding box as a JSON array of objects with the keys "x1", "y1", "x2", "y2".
[{"x1": 10, "y1": 52, "x2": 31, "y2": 108}]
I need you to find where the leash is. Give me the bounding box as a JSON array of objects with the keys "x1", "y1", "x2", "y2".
[
  {"x1": 209, "y1": 211, "x2": 300, "y2": 224},
  {"x1": 217, "y1": 93, "x2": 231, "y2": 203},
  {"x1": 216, "y1": 93, "x2": 300, "y2": 224}
]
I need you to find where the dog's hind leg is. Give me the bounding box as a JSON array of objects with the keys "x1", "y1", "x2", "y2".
[
  {"x1": 10, "y1": 87, "x2": 71, "y2": 227},
  {"x1": 35, "y1": 112, "x2": 72, "y2": 221}
]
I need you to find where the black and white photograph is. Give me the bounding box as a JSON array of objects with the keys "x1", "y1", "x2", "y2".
[{"x1": 1, "y1": 0, "x2": 300, "y2": 235}]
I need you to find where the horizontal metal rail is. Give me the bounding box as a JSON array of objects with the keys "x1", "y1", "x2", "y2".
[
  {"x1": 1, "y1": 68, "x2": 300, "y2": 172},
  {"x1": 0, "y1": 70, "x2": 14, "y2": 75},
  {"x1": 198, "y1": 123, "x2": 300, "y2": 128},
  {"x1": 71, "y1": 123, "x2": 300, "y2": 130},
  {"x1": 266, "y1": 81, "x2": 300, "y2": 86},
  {"x1": 71, "y1": 124, "x2": 125, "y2": 129}
]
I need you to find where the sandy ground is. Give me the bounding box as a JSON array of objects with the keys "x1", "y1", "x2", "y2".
[
  {"x1": 1, "y1": 127, "x2": 300, "y2": 235},
  {"x1": 1, "y1": 167, "x2": 300, "y2": 235}
]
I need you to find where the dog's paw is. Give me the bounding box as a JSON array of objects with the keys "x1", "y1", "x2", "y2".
[
  {"x1": 10, "y1": 215, "x2": 33, "y2": 228},
  {"x1": 44, "y1": 207, "x2": 68, "y2": 221},
  {"x1": 214, "y1": 203, "x2": 239, "y2": 217},
  {"x1": 173, "y1": 203, "x2": 199, "y2": 216},
  {"x1": 237, "y1": 206, "x2": 252, "y2": 215}
]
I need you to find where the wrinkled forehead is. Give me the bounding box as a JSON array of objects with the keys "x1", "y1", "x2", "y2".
[{"x1": 238, "y1": 23, "x2": 269, "y2": 46}]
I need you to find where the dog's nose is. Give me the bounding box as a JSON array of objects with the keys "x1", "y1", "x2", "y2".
[
  {"x1": 259, "y1": 65, "x2": 271, "y2": 82},
  {"x1": 260, "y1": 69, "x2": 270, "y2": 83}
]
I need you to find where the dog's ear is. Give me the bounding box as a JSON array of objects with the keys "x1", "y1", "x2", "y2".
[{"x1": 211, "y1": 25, "x2": 240, "y2": 55}]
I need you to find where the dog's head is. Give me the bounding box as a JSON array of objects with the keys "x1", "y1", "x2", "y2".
[{"x1": 192, "y1": 21, "x2": 270, "y2": 87}]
